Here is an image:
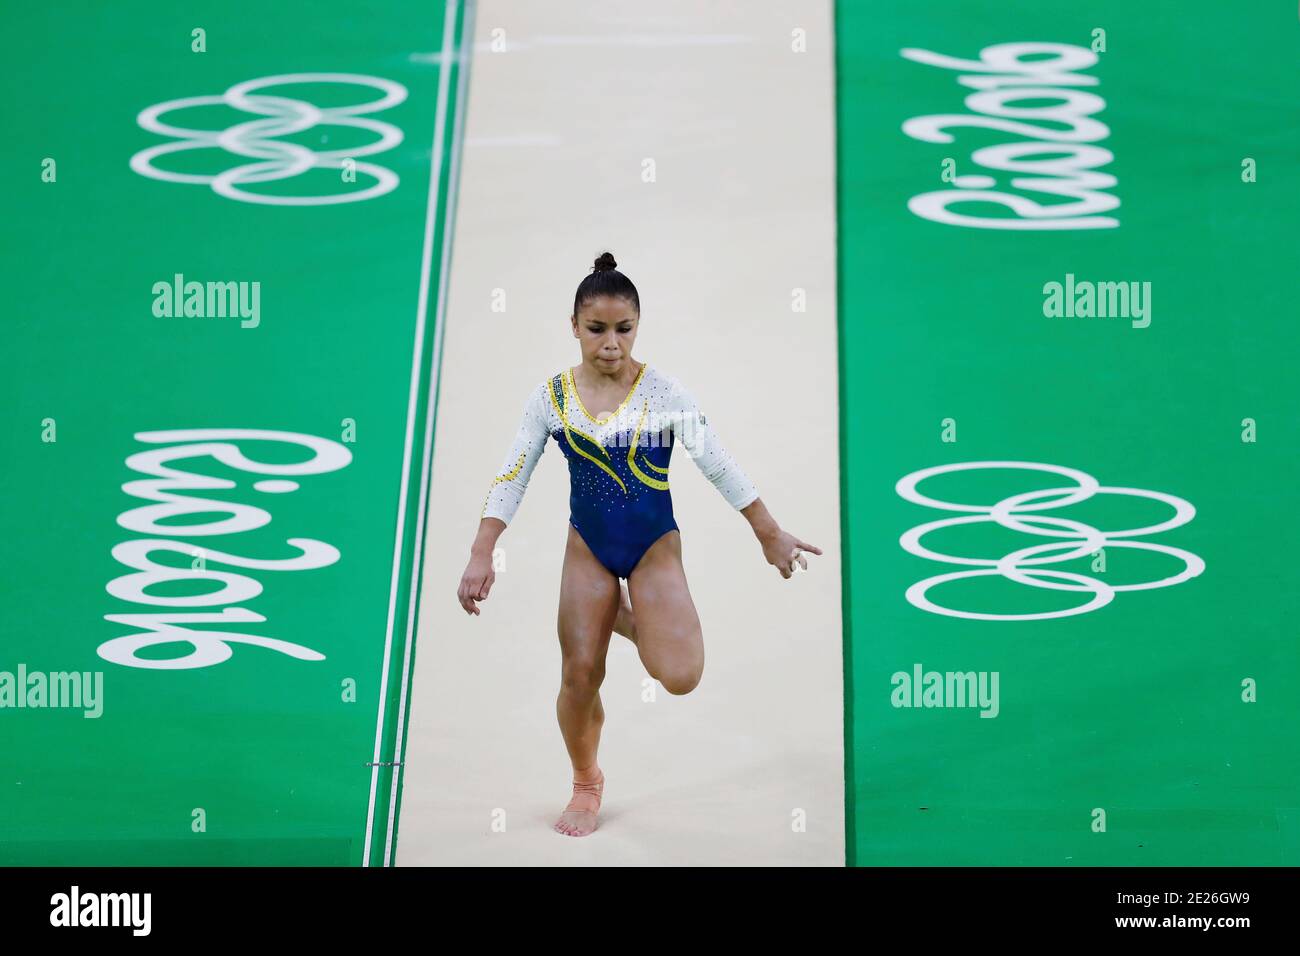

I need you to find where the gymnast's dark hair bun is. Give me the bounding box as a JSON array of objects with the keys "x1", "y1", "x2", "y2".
[{"x1": 574, "y1": 251, "x2": 640, "y2": 316}]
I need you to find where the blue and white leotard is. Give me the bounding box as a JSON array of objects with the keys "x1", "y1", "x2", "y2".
[{"x1": 481, "y1": 361, "x2": 759, "y2": 579}]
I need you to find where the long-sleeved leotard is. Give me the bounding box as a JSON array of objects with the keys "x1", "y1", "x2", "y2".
[{"x1": 480, "y1": 361, "x2": 759, "y2": 578}]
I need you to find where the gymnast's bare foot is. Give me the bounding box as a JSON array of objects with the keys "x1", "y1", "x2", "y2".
[
  {"x1": 553, "y1": 765, "x2": 604, "y2": 837},
  {"x1": 613, "y1": 582, "x2": 637, "y2": 645}
]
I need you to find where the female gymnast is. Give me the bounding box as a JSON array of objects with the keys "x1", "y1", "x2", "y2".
[{"x1": 456, "y1": 252, "x2": 821, "y2": 837}]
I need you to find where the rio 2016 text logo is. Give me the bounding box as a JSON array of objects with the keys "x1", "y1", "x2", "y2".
[
  {"x1": 900, "y1": 42, "x2": 1119, "y2": 230},
  {"x1": 101, "y1": 429, "x2": 351, "y2": 670}
]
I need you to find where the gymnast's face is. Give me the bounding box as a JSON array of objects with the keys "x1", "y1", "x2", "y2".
[{"x1": 572, "y1": 295, "x2": 639, "y2": 374}]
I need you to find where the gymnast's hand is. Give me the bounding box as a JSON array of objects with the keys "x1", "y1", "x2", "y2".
[
  {"x1": 760, "y1": 528, "x2": 822, "y2": 579},
  {"x1": 457, "y1": 551, "x2": 496, "y2": 615}
]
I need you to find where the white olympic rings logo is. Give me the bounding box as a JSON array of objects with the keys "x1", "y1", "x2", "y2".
[
  {"x1": 896, "y1": 461, "x2": 1205, "y2": 621},
  {"x1": 129, "y1": 73, "x2": 407, "y2": 205}
]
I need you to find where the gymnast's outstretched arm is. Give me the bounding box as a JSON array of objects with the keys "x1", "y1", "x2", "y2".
[
  {"x1": 459, "y1": 384, "x2": 550, "y2": 614},
  {"x1": 666, "y1": 376, "x2": 822, "y2": 579}
]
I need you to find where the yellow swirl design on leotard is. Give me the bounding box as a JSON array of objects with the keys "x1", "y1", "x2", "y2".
[
  {"x1": 627, "y1": 399, "x2": 670, "y2": 490},
  {"x1": 480, "y1": 451, "x2": 528, "y2": 517},
  {"x1": 550, "y1": 373, "x2": 613, "y2": 461},
  {"x1": 559, "y1": 372, "x2": 627, "y2": 493}
]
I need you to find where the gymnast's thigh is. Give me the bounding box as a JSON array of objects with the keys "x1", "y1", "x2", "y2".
[
  {"x1": 557, "y1": 523, "x2": 620, "y2": 670},
  {"x1": 626, "y1": 530, "x2": 704, "y2": 679}
]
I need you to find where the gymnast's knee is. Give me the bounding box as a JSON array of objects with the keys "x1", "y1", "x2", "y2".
[
  {"x1": 657, "y1": 662, "x2": 703, "y2": 696},
  {"x1": 560, "y1": 654, "x2": 606, "y2": 697}
]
